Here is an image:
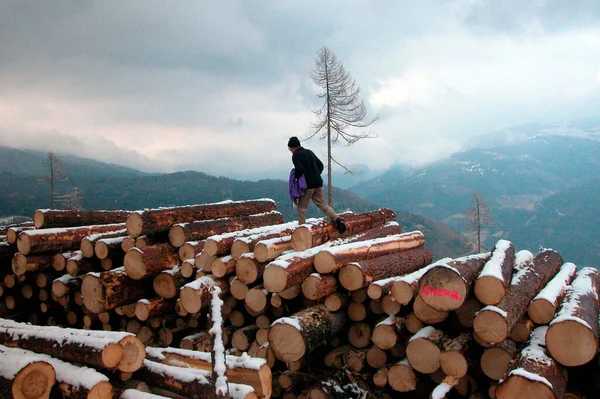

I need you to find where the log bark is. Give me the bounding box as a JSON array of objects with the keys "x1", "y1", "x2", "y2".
[
  {"x1": 546, "y1": 267, "x2": 600, "y2": 367},
  {"x1": 17, "y1": 223, "x2": 126, "y2": 255},
  {"x1": 178, "y1": 240, "x2": 205, "y2": 262},
  {"x1": 127, "y1": 199, "x2": 277, "y2": 238},
  {"x1": 269, "y1": 305, "x2": 347, "y2": 362},
  {"x1": 291, "y1": 210, "x2": 398, "y2": 251},
  {"x1": 235, "y1": 254, "x2": 266, "y2": 284},
  {"x1": 406, "y1": 326, "x2": 449, "y2": 374},
  {"x1": 301, "y1": 273, "x2": 337, "y2": 301},
  {"x1": 0, "y1": 346, "x2": 55, "y2": 399},
  {"x1": 527, "y1": 262, "x2": 577, "y2": 325},
  {"x1": 33, "y1": 209, "x2": 130, "y2": 229},
  {"x1": 169, "y1": 210, "x2": 284, "y2": 248},
  {"x1": 473, "y1": 240, "x2": 516, "y2": 305},
  {"x1": 82, "y1": 267, "x2": 154, "y2": 314},
  {"x1": 496, "y1": 327, "x2": 567, "y2": 399},
  {"x1": 473, "y1": 249, "x2": 563, "y2": 344},
  {"x1": 372, "y1": 315, "x2": 406, "y2": 350},
  {"x1": 6, "y1": 226, "x2": 36, "y2": 244},
  {"x1": 179, "y1": 275, "x2": 229, "y2": 314},
  {"x1": 417, "y1": 252, "x2": 491, "y2": 311},
  {"x1": 124, "y1": 243, "x2": 179, "y2": 280},
  {"x1": 339, "y1": 246, "x2": 433, "y2": 291},
  {"x1": 481, "y1": 339, "x2": 518, "y2": 380},
  {"x1": 253, "y1": 236, "x2": 292, "y2": 263},
  {"x1": 153, "y1": 266, "x2": 188, "y2": 299},
  {"x1": 11, "y1": 253, "x2": 54, "y2": 276}
]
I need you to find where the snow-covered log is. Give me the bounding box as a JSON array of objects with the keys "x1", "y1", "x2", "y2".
[
  {"x1": 124, "y1": 243, "x2": 179, "y2": 280},
  {"x1": 527, "y1": 262, "x2": 577, "y2": 325},
  {"x1": 177, "y1": 240, "x2": 205, "y2": 262},
  {"x1": 253, "y1": 236, "x2": 293, "y2": 263},
  {"x1": 301, "y1": 273, "x2": 337, "y2": 301},
  {"x1": 391, "y1": 258, "x2": 453, "y2": 304},
  {"x1": 546, "y1": 267, "x2": 600, "y2": 367},
  {"x1": 152, "y1": 266, "x2": 187, "y2": 299},
  {"x1": 33, "y1": 209, "x2": 131, "y2": 229},
  {"x1": 230, "y1": 221, "x2": 299, "y2": 260},
  {"x1": 405, "y1": 326, "x2": 449, "y2": 374},
  {"x1": 0, "y1": 344, "x2": 55, "y2": 399},
  {"x1": 95, "y1": 235, "x2": 128, "y2": 260},
  {"x1": 80, "y1": 230, "x2": 127, "y2": 258},
  {"x1": 179, "y1": 275, "x2": 229, "y2": 314},
  {"x1": 473, "y1": 240, "x2": 516, "y2": 305}
]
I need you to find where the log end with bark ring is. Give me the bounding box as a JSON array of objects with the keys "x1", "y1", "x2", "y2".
[
  {"x1": 246, "y1": 288, "x2": 267, "y2": 313},
  {"x1": 348, "y1": 322, "x2": 372, "y2": 349},
  {"x1": 301, "y1": 275, "x2": 322, "y2": 300},
  {"x1": 269, "y1": 323, "x2": 305, "y2": 363},
  {"x1": 527, "y1": 299, "x2": 556, "y2": 326},
  {"x1": 168, "y1": 225, "x2": 186, "y2": 248},
  {"x1": 313, "y1": 251, "x2": 336, "y2": 274},
  {"x1": 481, "y1": 347, "x2": 513, "y2": 380},
  {"x1": 231, "y1": 241, "x2": 250, "y2": 260},
  {"x1": 94, "y1": 241, "x2": 109, "y2": 260},
  {"x1": 16, "y1": 234, "x2": 31, "y2": 256},
  {"x1": 101, "y1": 343, "x2": 125, "y2": 369},
  {"x1": 126, "y1": 213, "x2": 143, "y2": 239},
  {"x1": 123, "y1": 250, "x2": 146, "y2": 280},
  {"x1": 391, "y1": 281, "x2": 414, "y2": 305},
  {"x1": 474, "y1": 276, "x2": 506, "y2": 306},
  {"x1": 178, "y1": 244, "x2": 194, "y2": 262},
  {"x1": 121, "y1": 237, "x2": 135, "y2": 252},
  {"x1": 11, "y1": 254, "x2": 27, "y2": 276},
  {"x1": 291, "y1": 226, "x2": 312, "y2": 252},
  {"x1": 236, "y1": 257, "x2": 259, "y2": 284},
  {"x1": 33, "y1": 210, "x2": 45, "y2": 229},
  {"x1": 82, "y1": 274, "x2": 106, "y2": 314},
  {"x1": 367, "y1": 284, "x2": 384, "y2": 300},
  {"x1": 203, "y1": 240, "x2": 219, "y2": 257},
  {"x1": 253, "y1": 242, "x2": 270, "y2": 263},
  {"x1": 418, "y1": 267, "x2": 467, "y2": 311},
  {"x1": 440, "y1": 351, "x2": 468, "y2": 377},
  {"x1": 153, "y1": 274, "x2": 177, "y2": 299},
  {"x1": 372, "y1": 325, "x2": 398, "y2": 350},
  {"x1": 13, "y1": 360, "x2": 55, "y2": 399},
  {"x1": 546, "y1": 320, "x2": 598, "y2": 367},
  {"x1": 263, "y1": 265, "x2": 287, "y2": 293},
  {"x1": 52, "y1": 253, "x2": 67, "y2": 271},
  {"x1": 117, "y1": 336, "x2": 146, "y2": 372},
  {"x1": 179, "y1": 286, "x2": 202, "y2": 314},
  {"x1": 338, "y1": 264, "x2": 366, "y2": 291},
  {"x1": 134, "y1": 302, "x2": 150, "y2": 321},
  {"x1": 80, "y1": 239, "x2": 95, "y2": 258},
  {"x1": 496, "y1": 375, "x2": 555, "y2": 399},
  {"x1": 473, "y1": 310, "x2": 508, "y2": 345},
  {"x1": 406, "y1": 338, "x2": 441, "y2": 374},
  {"x1": 388, "y1": 362, "x2": 417, "y2": 392},
  {"x1": 324, "y1": 294, "x2": 344, "y2": 312}
]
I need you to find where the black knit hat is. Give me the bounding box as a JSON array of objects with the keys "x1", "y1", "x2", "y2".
[{"x1": 287, "y1": 136, "x2": 301, "y2": 148}]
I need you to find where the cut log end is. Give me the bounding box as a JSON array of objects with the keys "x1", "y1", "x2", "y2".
[
  {"x1": 413, "y1": 295, "x2": 449, "y2": 324},
  {"x1": 269, "y1": 323, "x2": 306, "y2": 363},
  {"x1": 473, "y1": 310, "x2": 509, "y2": 344},
  {"x1": 180, "y1": 287, "x2": 202, "y2": 314},
  {"x1": 16, "y1": 234, "x2": 31, "y2": 255},
  {"x1": 253, "y1": 243, "x2": 270, "y2": 263},
  {"x1": 481, "y1": 347, "x2": 513, "y2": 380},
  {"x1": 546, "y1": 320, "x2": 598, "y2": 367},
  {"x1": 391, "y1": 281, "x2": 414, "y2": 305},
  {"x1": 87, "y1": 381, "x2": 113, "y2": 399},
  {"x1": 367, "y1": 284, "x2": 383, "y2": 300},
  {"x1": 123, "y1": 250, "x2": 146, "y2": 280},
  {"x1": 126, "y1": 213, "x2": 143, "y2": 239},
  {"x1": 388, "y1": 362, "x2": 417, "y2": 392},
  {"x1": 82, "y1": 275, "x2": 106, "y2": 314},
  {"x1": 372, "y1": 325, "x2": 397, "y2": 350},
  {"x1": 291, "y1": 226, "x2": 312, "y2": 251},
  {"x1": 13, "y1": 360, "x2": 56, "y2": 399},
  {"x1": 33, "y1": 210, "x2": 45, "y2": 229},
  {"x1": 95, "y1": 241, "x2": 110, "y2": 260},
  {"x1": 52, "y1": 254, "x2": 67, "y2": 272},
  {"x1": 440, "y1": 351, "x2": 468, "y2": 377},
  {"x1": 117, "y1": 336, "x2": 146, "y2": 372},
  {"x1": 203, "y1": 241, "x2": 218, "y2": 257},
  {"x1": 80, "y1": 240, "x2": 95, "y2": 258},
  {"x1": 474, "y1": 276, "x2": 507, "y2": 306},
  {"x1": 263, "y1": 266, "x2": 287, "y2": 293},
  {"x1": 168, "y1": 225, "x2": 186, "y2": 248},
  {"x1": 313, "y1": 251, "x2": 336, "y2": 274},
  {"x1": 338, "y1": 264, "x2": 365, "y2": 291},
  {"x1": 153, "y1": 274, "x2": 177, "y2": 299},
  {"x1": 496, "y1": 375, "x2": 555, "y2": 399},
  {"x1": 419, "y1": 267, "x2": 467, "y2": 311},
  {"x1": 406, "y1": 338, "x2": 441, "y2": 374},
  {"x1": 527, "y1": 299, "x2": 557, "y2": 325},
  {"x1": 236, "y1": 257, "x2": 259, "y2": 284},
  {"x1": 135, "y1": 302, "x2": 150, "y2": 321},
  {"x1": 301, "y1": 275, "x2": 321, "y2": 301},
  {"x1": 231, "y1": 241, "x2": 250, "y2": 260},
  {"x1": 246, "y1": 288, "x2": 267, "y2": 313},
  {"x1": 11, "y1": 254, "x2": 27, "y2": 276},
  {"x1": 101, "y1": 343, "x2": 125, "y2": 369}
]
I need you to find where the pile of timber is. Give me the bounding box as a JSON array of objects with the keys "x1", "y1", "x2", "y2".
[{"x1": 1, "y1": 202, "x2": 600, "y2": 399}]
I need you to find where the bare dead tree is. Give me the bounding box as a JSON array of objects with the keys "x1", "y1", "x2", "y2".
[
  {"x1": 465, "y1": 192, "x2": 492, "y2": 252},
  {"x1": 57, "y1": 187, "x2": 84, "y2": 210},
  {"x1": 308, "y1": 46, "x2": 378, "y2": 205},
  {"x1": 44, "y1": 152, "x2": 68, "y2": 209}
]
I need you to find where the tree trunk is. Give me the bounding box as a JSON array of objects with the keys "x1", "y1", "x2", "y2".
[
  {"x1": 301, "y1": 273, "x2": 337, "y2": 301},
  {"x1": 135, "y1": 360, "x2": 215, "y2": 398},
  {"x1": 153, "y1": 266, "x2": 188, "y2": 299},
  {"x1": 269, "y1": 305, "x2": 347, "y2": 362},
  {"x1": 124, "y1": 243, "x2": 179, "y2": 280},
  {"x1": 66, "y1": 252, "x2": 100, "y2": 277},
  {"x1": 291, "y1": 209, "x2": 397, "y2": 251},
  {"x1": 235, "y1": 254, "x2": 266, "y2": 285},
  {"x1": 53, "y1": 251, "x2": 75, "y2": 272},
  {"x1": 338, "y1": 246, "x2": 433, "y2": 291},
  {"x1": 33, "y1": 209, "x2": 130, "y2": 229},
  {"x1": 546, "y1": 267, "x2": 600, "y2": 367},
  {"x1": 135, "y1": 297, "x2": 175, "y2": 321},
  {"x1": 94, "y1": 235, "x2": 128, "y2": 260},
  {"x1": 51, "y1": 274, "x2": 80, "y2": 298},
  {"x1": 497, "y1": 327, "x2": 567, "y2": 399},
  {"x1": 527, "y1": 262, "x2": 577, "y2": 325},
  {"x1": 81, "y1": 267, "x2": 154, "y2": 314},
  {"x1": 79, "y1": 230, "x2": 127, "y2": 258},
  {"x1": 391, "y1": 258, "x2": 452, "y2": 305},
  {"x1": 17, "y1": 223, "x2": 126, "y2": 255},
  {"x1": 253, "y1": 236, "x2": 293, "y2": 263},
  {"x1": 473, "y1": 240, "x2": 515, "y2": 305},
  {"x1": 418, "y1": 252, "x2": 491, "y2": 311},
  {"x1": 6, "y1": 226, "x2": 35, "y2": 244},
  {"x1": 126, "y1": 199, "x2": 277, "y2": 238},
  {"x1": 11, "y1": 253, "x2": 54, "y2": 276},
  {"x1": 473, "y1": 249, "x2": 563, "y2": 344},
  {"x1": 406, "y1": 326, "x2": 449, "y2": 374},
  {"x1": 230, "y1": 221, "x2": 298, "y2": 260}
]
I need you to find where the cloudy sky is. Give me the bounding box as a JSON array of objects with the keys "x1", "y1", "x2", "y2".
[{"x1": 2, "y1": 1, "x2": 600, "y2": 179}]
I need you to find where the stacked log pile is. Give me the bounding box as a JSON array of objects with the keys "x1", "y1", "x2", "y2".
[{"x1": 1, "y1": 200, "x2": 600, "y2": 399}]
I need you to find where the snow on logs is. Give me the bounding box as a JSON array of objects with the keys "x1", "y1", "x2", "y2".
[
  {"x1": 527, "y1": 262, "x2": 577, "y2": 325},
  {"x1": 123, "y1": 243, "x2": 179, "y2": 280},
  {"x1": 33, "y1": 209, "x2": 131, "y2": 229},
  {"x1": 126, "y1": 198, "x2": 277, "y2": 239},
  {"x1": 269, "y1": 305, "x2": 347, "y2": 363},
  {"x1": 17, "y1": 223, "x2": 127, "y2": 255},
  {"x1": 473, "y1": 239, "x2": 515, "y2": 305},
  {"x1": 0, "y1": 345, "x2": 56, "y2": 399},
  {"x1": 473, "y1": 249, "x2": 563, "y2": 344},
  {"x1": 415, "y1": 252, "x2": 491, "y2": 311},
  {"x1": 496, "y1": 326, "x2": 567, "y2": 399},
  {"x1": 546, "y1": 267, "x2": 600, "y2": 367},
  {"x1": 290, "y1": 208, "x2": 397, "y2": 251},
  {"x1": 168, "y1": 210, "x2": 284, "y2": 248}
]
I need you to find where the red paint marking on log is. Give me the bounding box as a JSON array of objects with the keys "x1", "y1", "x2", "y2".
[{"x1": 420, "y1": 285, "x2": 463, "y2": 301}]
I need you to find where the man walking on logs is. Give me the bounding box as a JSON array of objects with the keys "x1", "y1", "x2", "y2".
[{"x1": 287, "y1": 136, "x2": 346, "y2": 233}]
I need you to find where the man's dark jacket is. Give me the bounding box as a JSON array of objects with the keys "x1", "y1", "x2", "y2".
[{"x1": 292, "y1": 147, "x2": 324, "y2": 189}]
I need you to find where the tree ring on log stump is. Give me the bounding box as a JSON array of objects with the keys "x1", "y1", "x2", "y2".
[
  {"x1": 406, "y1": 338, "x2": 441, "y2": 374},
  {"x1": 473, "y1": 310, "x2": 508, "y2": 344},
  {"x1": 481, "y1": 347, "x2": 513, "y2": 380},
  {"x1": 269, "y1": 323, "x2": 306, "y2": 362},
  {"x1": 126, "y1": 213, "x2": 143, "y2": 238},
  {"x1": 263, "y1": 266, "x2": 287, "y2": 293},
  {"x1": 15, "y1": 362, "x2": 55, "y2": 399},
  {"x1": 474, "y1": 276, "x2": 506, "y2": 305},
  {"x1": 496, "y1": 375, "x2": 555, "y2": 399},
  {"x1": 291, "y1": 226, "x2": 311, "y2": 251},
  {"x1": 419, "y1": 267, "x2": 467, "y2": 311},
  {"x1": 117, "y1": 336, "x2": 145, "y2": 372},
  {"x1": 546, "y1": 320, "x2": 598, "y2": 366}
]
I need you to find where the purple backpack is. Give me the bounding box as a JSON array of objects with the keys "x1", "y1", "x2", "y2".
[{"x1": 289, "y1": 169, "x2": 307, "y2": 206}]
